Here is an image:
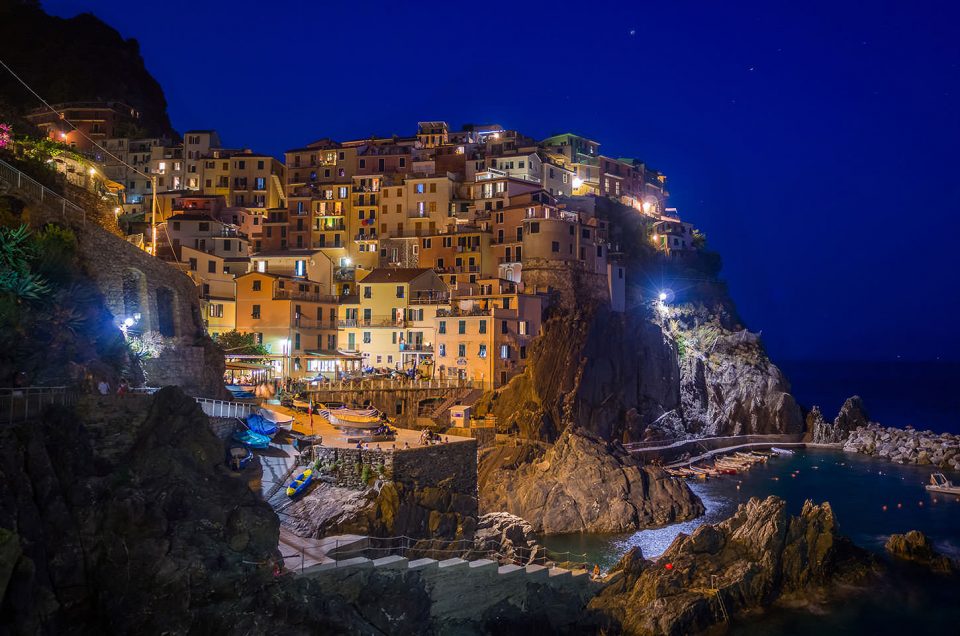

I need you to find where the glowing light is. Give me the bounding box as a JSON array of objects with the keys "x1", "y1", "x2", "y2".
[
  {"x1": 571, "y1": 177, "x2": 583, "y2": 189},
  {"x1": 123, "y1": 317, "x2": 135, "y2": 327},
  {"x1": 658, "y1": 292, "x2": 667, "y2": 302},
  {"x1": 343, "y1": 258, "x2": 352, "y2": 266},
  {"x1": 88, "y1": 167, "x2": 96, "y2": 176},
  {"x1": 59, "y1": 132, "x2": 67, "y2": 140},
  {"x1": 642, "y1": 201, "x2": 654, "y2": 213}
]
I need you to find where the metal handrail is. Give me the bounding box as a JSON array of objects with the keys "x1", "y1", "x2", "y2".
[
  {"x1": 0, "y1": 386, "x2": 78, "y2": 423},
  {"x1": 0, "y1": 158, "x2": 87, "y2": 224}
]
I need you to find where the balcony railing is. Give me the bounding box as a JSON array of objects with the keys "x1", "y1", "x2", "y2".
[
  {"x1": 399, "y1": 343, "x2": 434, "y2": 353},
  {"x1": 273, "y1": 289, "x2": 339, "y2": 303},
  {"x1": 338, "y1": 316, "x2": 406, "y2": 328},
  {"x1": 354, "y1": 233, "x2": 378, "y2": 241},
  {"x1": 436, "y1": 307, "x2": 493, "y2": 317},
  {"x1": 409, "y1": 293, "x2": 450, "y2": 304}
]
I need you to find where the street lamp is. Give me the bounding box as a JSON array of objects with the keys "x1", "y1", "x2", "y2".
[{"x1": 658, "y1": 292, "x2": 667, "y2": 302}]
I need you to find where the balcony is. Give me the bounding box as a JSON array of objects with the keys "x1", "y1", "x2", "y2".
[
  {"x1": 436, "y1": 306, "x2": 493, "y2": 317},
  {"x1": 339, "y1": 316, "x2": 406, "y2": 328},
  {"x1": 334, "y1": 267, "x2": 356, "y2": 282},
  {"x1": 354, "y1": 233, "x2": 378, "y2": 242},
  {"x1": 351, "y1": 185, "x2": 380, "y2": 193},
  {"x1": 293, "y1": 316, "x2": 337, "y2": 330},
  {"x1": 317, "y1": 222, "x2": 347, "y2": 231},
  {"x1": 399, "y1": 343, "x2": 434, "y2": 353},
  {"x1": 273, "y1": 288, "x2": 339, "y2": 303}
]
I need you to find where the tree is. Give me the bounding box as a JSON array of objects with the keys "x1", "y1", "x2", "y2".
[{"x1": 214, "y1": 330, "x2": 270, "y2": 356}]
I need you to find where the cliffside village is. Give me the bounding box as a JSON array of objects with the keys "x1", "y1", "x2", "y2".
[{"x1": 26, "y1": 103, "x2": 701, "y2": 389}]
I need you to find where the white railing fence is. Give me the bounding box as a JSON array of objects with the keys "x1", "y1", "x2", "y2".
[{"x1": 0, "y1": 386, "x2": 78, "y2": 423}]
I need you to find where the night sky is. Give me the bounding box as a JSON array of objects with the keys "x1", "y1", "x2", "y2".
[{"x1": 42, "y1": 0, "x2": 960, "y2": 363}]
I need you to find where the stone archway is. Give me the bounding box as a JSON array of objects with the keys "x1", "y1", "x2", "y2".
[
  {"x1": 155, "y1": 286, "x2": 178, "y2": 338},
  {"x1": 121, "y1": 268, "x2": 149, "y2": 329}
]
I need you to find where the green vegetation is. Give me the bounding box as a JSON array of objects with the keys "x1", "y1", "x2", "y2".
[
  {"x1": 213, "y1": 330, "x2": 270, "y2": 356},
  {"x1": 360, "y1": 464, "x2": 371, "y2": 484},
  {"x1": 0, "y1": 222, "x2": 129, "y2": 385}
]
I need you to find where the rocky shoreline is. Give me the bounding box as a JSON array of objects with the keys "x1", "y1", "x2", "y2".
[{"x1": 841, "y1": 423, "x2": 960, "y2": 470}]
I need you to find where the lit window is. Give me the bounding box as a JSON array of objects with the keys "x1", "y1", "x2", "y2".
[
  {"x1": 478, "y1": 344, "x2": 487, "y2": 358},
  {"x1": 458, "y1": 344, "x2": 466, "y2": 357},
  {"x1": 500, "y1": 344, "x2": 510, "y2": 359},
  {"x1": 439, "y1": 344, "x2": 446, "y2": 357},
  {"x1": 295, "y1": 260, "x2": 306, "y2": 277}
]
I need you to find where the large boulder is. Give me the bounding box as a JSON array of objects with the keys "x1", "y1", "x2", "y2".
[
  {"x1": 885, "y1": 530, "x2": 955, "y2": 574},
  {"x1": 480, "y1": 431, "x2": 704, "y2": 534},
  {"x1": 587, "y1": 496, "x2": 874, "y2": 635}
]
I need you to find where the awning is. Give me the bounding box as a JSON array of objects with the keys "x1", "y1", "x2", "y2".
[
  {"x1": 304, "y1": 350, "x2": 363, "y2": 360},
  {"x1": 225, "y1": 361, "x2": 274, "y2": 370}
]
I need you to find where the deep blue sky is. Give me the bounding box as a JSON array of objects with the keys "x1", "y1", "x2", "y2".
[{"x1": 43, "y1": 0, "x2": 960, "y2": 362}]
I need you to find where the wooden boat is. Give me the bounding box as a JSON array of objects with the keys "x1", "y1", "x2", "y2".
[
  {"x1": 232, "y1": 429, "x2": 271, "y2": 449},
  {"x1": 227, "y1": 446, "x2": 253, "y2": 471},
  {"x1": 259, "y1": 407, "x2": 295, "y2": 428},
  {"x1": 321, "y1": 406, "x2": 382, "y2": 429},
  {"x1": 771, "y1": 447, "x2": 795, "y2": 456},
  {"x1": 286, "y1": 467, "x2": 314, "y2": 497},
  {"x1": 925, "y1": 473, "x2": 960, "y2": 496}
]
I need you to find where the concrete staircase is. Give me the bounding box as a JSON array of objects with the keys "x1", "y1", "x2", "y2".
[{"x1": 301, "y1": 553, "x2": 598, "y2": 592}]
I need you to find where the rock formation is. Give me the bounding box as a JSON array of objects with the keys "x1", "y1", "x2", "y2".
[
  {"x1": 670, "y1": 304, "x2": 804, "y2": 437},
  {"x1": 811, "y1": 396, "x2": 870, "y2": 444},
  {"x1": 587, "y1": 496, "x2": 874, "y2": 635},
  {"x1": 480, "y1": 430, "x2": 704, "y2": 534},
  {"x1": 843, "y1": 423, "x2": 960, "y2": 469},
  {"x1": 0, "y1": 388, "x2": 279, "y2": 633},
  {"x1": 885, "y1": 530, "x2": 956, "y2": 573}
]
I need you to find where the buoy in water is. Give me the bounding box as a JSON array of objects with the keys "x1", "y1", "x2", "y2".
[
  {"x1": 918, "y1": 501, "x2": 924, "y2": 507},
  {"x1": 882, "y1": 505, "x2": 888, "y2": 511},
  {"x1": 897, "y1": 503, "x2": 902, "y2": 509}
]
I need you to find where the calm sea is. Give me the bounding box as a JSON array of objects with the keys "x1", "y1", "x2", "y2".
[{"x1": 778, "y1": 360, "x2": 960, "y2": 434}]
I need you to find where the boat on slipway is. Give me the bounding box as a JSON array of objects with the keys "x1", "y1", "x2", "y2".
[
  {"x1": 258, "y1": 406, "x2": 295, "y2": 428},
  {"x1": 320, "y1": 406, "x2": 382, "y2": 429},
  {"x1": 925, "y1": 473, "x2": 960, "y2": 496}
]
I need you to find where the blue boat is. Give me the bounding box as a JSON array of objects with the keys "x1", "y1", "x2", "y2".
[
  {"x1": 232, "y1": 429, "x2": 271, "y2": 449},
  {"x1": 286, "y1": 467, "x2": 314, "y2": 497},
  {"x1": 245, "y1": 413, "x2": 278, "y2": 437},
  {"x1": 225, "y1": 385, "x2": 256, "y2": 399}
]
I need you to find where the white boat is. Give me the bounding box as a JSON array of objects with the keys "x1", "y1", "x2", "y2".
[
  {"x1": 258, "y1": 407, "x2": 295, "y2": 428},
  {"x1": 770, "y1": 447, "x2": 795, "y2": 455},
  {"x1": 320, "y1": 406, "x2": 382, "y2": 430},
  {"x1": 925, "y1": 473, "x2": 960, "y2": 496}
]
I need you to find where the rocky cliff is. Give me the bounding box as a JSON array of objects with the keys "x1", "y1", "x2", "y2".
[
  {"x1": 586, "y1": 496, "x2": 875, "y2": 635},
  {"x1": 885, "y1": 530, "x2": 956, "y2": 574},
  {"x1": 480, "y1": 431, "x2": 703, "y2": 534},
  {"x1": 0, "y1": 388, "x2": 279, "y2": 634}
]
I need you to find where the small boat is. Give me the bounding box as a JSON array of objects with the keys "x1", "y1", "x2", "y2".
[
  {"x1": 925, "y1": 473, "x2": 960, "y2": 496},
  {"x1": 225, "y1": 385, "x2": 257, "y2": 399},
  {"x1": 770, "y1": 447, "x2": 795, "y2": 456},
  {"x1": 286, "y1": 467, "x2": 314, "y2": 497},
  {"x1": 232, "y1": 429, "x2": 271, "y2": 449},
  {"x1": 245, "y1": 413, "x2": 278, "y2": 437},
  {"x1": 321, "y1": 406, "x2": 382, "y2": 429},
  {"x1": 259, "y1": 407, "x2": 295, "y2": 428},
  {"x1": 227, "y1": 446, "x2": 253, "y2": 471}
]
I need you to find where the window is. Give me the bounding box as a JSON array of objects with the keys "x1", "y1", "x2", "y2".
[
  {"x1": 295, "y1": 260, "x2": 306, "y2": 277},
  {"x1": 294, "y1": 333, "x2": 301, "y2": 350},
  {"x1": 520, "y1": 345, "x2": 527, "y2": 359},
  {"x1": 415, "y1": 183, "x2": 424, "y2": 194},
  {"x1": 500, "y1": 344, "x2": 510, "y2": 359},
  {"x1": 363, "y1": 332, "x2": 371, "y2": 344},
  {"x1": 458, "y1": 320, "x2": 466, "y2": 334},
  {"x1": 552, "y1": 241, "x2": 560, "y2": 253},
  {"x1": 252, "y1": 279, "x2": 262, "y2": 291},
  {"x1": 207, "y1": 260, "x2": 216, "y2": 273},
  {"x1": 363, "y1": 286, "x2": 372, "y2": 298},
  {"x1": 172, "y1": 221, "x2": 181, "y2": 231},
  {"x1": 529, "y1": 222, "x2": 540, "y2": 233},
  {"x1": 359, "y1": 159, "x2": 366, "y2": 168},
  {"x1": 479, "y1": 320, "x2": 486, "y2": 334},
  {"x1": 501, "y1": 320, "x2": 508, "y2": 334},
  {"x1": 439, "y1": 320, "x2": 446, "y2": 334},
  {"x1": 429, "y1": 183, "x2": 436, "y2": 193},
  {"x1": 256, "y1": 261, "x2": 266, "y2": 273},
  {"x1": 458, "y1": 343, "x2": 466, "y2": 357},
  {"x1": 188, "y1": 258, "x2": 197, "y2": 271},
  {"x1": 519, "y1": 321, "x2": 528, "y2": 335},
  {"x1": 257, "y1": 160, "x2": 265, "y2": 170},
  {"x1": 252, "y1": 304, "x2": 261, "y2": 319},
  {"x1": 255, "y1": 177, "x2": 266, "y2": 190},
  {"x1": 396, "y1": 286, "x2": 404, "y2": 298},
  {"x1": 209, "y1": 304, "x2": 223, "y2": 318},
  {"x1": 439, "y1": 343, "x2": 446, "y2": 357}
]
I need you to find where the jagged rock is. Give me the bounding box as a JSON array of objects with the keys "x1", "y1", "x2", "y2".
[
  {"x1": 885, "y1": 531, "x2": 955, "y2": 573},
  {"x1": 843, "y1": 422, "x2": 960, "y2": 469},
  {"x1": 0, "y1": 388, "x2": 280, "y2": 634},
  {"x1": 480, "y1": 431, "x2": 703, "y2": 534},
  {"x1": 587, "y1": 496, "x2": 874, "y2": 635}
]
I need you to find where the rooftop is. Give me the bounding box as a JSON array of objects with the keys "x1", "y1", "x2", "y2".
[{"x1": 360, "y1": 268, "x2": 434, "y2": 284}]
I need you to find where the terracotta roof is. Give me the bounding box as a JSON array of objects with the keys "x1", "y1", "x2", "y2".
[{"x1": 360, "y1": 268, "x2": 433, "y2": 284}]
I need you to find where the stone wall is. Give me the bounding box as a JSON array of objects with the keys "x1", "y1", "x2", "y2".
[
  {"x1": 312, "y1": 446, "x2": 394, "y2": 489},
  {"x1": 29, "y1": 203, "x2": 226, "y2": 397}
]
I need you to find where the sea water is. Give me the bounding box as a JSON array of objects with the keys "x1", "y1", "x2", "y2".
[{"x1": 541, "y1": 449, "x2": 960, "y2": 632}]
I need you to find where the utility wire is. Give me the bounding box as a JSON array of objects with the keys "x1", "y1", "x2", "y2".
[{"x1": 0, "y1": 55, "x2": 152, "y2": 181}]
